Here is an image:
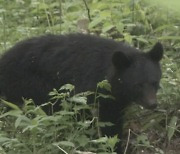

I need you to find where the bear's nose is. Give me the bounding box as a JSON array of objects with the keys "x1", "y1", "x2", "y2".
[{"x1": 148, "y1": 100, "x2": 157, "y2": 109}]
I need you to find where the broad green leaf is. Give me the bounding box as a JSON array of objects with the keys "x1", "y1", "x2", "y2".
[
  {"x1": 91, "y1": 136, "x2": 108, "y2": 143},
  {"x1": 77, "y1": 121, "x2": 91, "y2": 127},
  {"x1": 59, "y1": 84, "x2": 75, "y2": 92},
  {"x1": 0, "y1": 110, "x2": 22, "y2": 118},
  {"x1": 15, "y1": 115, "x2": 31, "y2": 128},
  {"x1": 75, "y1": 91, "x2": 94, "y2": 97},
  {"x1": 102, "y1": 25, "x2": 114, "y2": 33},
  {"x1": 74, "y1": 135, "x2": 89, "y2": 147},
  {"x1": 98, "y1": 122, "x2": 114, "y2": 127},
  {"x1": 59, "y1": 111, "x2": 75, "y2": 116},
  {"x1": 54, "y1": 141, "x2": 75, "y2": 147},
  {"x1": 135, "y1": 36, "x2": 148, "y2": 43},
  {"x1": 115, "y1": 22, "x2": 124, "y2": 33},
  {"x1": 0, "y1": 99, "x2": 21, "y2": 110},
  {"x1": 89, "y1": 17, "x2": 104, "y2": 29},
  {"x1": 97, "y1": 80, "x2": 112, "y2": 92},
  {"x1": 69, "y1": 96, "x2": 87, "y2": 104},
  {"x1": 158, "y1": 36, "x2": 180, "y2": 40},
  {"x1": 97, "y1": 93, "x2": 115, "y2": 100},
  {"x1": 0, "y1": 137, "x2": 10, "y2": 143},
  {"x1": 73, "y1": 104, "x2": 91, "y2": 112}
]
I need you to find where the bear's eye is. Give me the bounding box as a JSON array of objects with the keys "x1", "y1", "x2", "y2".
[{"x1": 118, "y1": 78, "x2": 123, "y2": 84}]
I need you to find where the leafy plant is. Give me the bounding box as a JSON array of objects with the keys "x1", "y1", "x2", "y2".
[{"x1": 0, "y1": 81, "x2": 118, "y2": 154}]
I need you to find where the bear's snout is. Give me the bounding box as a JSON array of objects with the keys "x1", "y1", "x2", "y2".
[{"x1": 146, "y1": 99, "x2": 157, "y2": 109}]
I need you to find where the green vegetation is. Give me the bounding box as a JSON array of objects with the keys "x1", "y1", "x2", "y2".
[
  {"x1": 0, "y1": 0, "x2": 179, "y2": 153},
  {"x1": 0, "y1": 81, "x2": 118, "y2": 154}
]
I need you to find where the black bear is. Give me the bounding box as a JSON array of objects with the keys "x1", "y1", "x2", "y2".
[{"x1": 0, "y1": 34, "x2": 163, "y2": 153}]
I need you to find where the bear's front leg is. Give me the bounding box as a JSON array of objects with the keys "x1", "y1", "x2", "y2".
[{"x1": 99, "y1": 101, "x2": 124, "y2": 154}]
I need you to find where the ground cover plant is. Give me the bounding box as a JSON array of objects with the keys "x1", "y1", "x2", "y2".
[
  {"x1": 0, "y1": 82, "x2": 119, "y2": 154},
  {"x1": 0, "y1": 0, "x2": 179, "y2": 153}
]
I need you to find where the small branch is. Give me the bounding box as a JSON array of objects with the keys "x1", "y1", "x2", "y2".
[
  {"x1": 82, "y1": 0, "x2": 92, "y2": 21},
  {"x1": 76, "y1": 150, "x2": 96, "y2": 154},
  {"x1": 123, "y1": 129, "x2": 131, "y2": 154},
  {"x1": 54, "y1": 145, "x2": 68, "y2": 154},
  {"x1": 58, "y1": 0, "x2": 62, "y2": 33}
]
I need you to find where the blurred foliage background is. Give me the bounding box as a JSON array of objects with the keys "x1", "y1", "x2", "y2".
[{"x1": 0, "y1": 0, "x2": 179, "y2": 154}]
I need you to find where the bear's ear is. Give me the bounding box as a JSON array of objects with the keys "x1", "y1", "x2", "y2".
[
  {"x1": 112, "y1": 51, "x2": 132, "y2": 70},
  {"x1": 148, "y1": 42, "x2": 163, "y2": 61}
]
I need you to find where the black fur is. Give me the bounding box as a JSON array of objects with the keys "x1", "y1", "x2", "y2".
[{"x1": 0, "y1": 34, "x2": 163, "y2": 153}]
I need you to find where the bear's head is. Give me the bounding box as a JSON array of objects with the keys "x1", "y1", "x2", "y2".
[{"x1": 112, "y1": 43, "x2": 163, "y2": 109}]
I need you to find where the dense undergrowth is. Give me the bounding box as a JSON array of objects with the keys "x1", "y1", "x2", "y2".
[{"x1": 0, "y1": 0, "x2": 179, "y2": 153}]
